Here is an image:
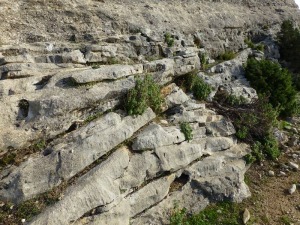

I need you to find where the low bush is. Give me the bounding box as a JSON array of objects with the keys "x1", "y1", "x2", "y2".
[
  {"x1": 244, "y1": 58, "x2": 297, "y2": 116},
  {"x1": 244, "y1": 38, "x2": 265, "y2": 51},
  {"x1": 186, "y1": 73, "x2": 212, "y2": 101},
  {"x1": 180, "y1": 122, "x2": 193, "y2": 142},
  {"x1": 125, "y1": 75, "x2": 163, "y2": 115}
]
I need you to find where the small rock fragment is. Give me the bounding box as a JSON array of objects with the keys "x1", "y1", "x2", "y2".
[
  {"x1": 243, "y1": 208, "x2": 251, "y2": 224},
  {"x1": 21, "y1": 219, "x2": 26, "y2": 223},
  {"x1": 279, "y1": 171, "x2": 287, "y2": 176},
  {"x1": 268, "y1": 170, "x2": 275, "y2": 176},
  {"x1": 289, "y1": 184, "x2": 297, "y2": 194},
  {"x1": 289, "y1": 162, "x2": 299, "y2": 170}
]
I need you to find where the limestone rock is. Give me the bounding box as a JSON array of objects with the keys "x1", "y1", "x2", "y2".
[
  {"x1": 243, "y1": 208, "x2": 251, "y2": 224},
  {"x1": 0, "y1": 109, "x2": 155, "y2": 203},
  {"x1": 29, "y1": 148, "x2": 130, "y2": 225},
  {"x1": 132, "y1": 124, "x2": 185, "y2": 151}
]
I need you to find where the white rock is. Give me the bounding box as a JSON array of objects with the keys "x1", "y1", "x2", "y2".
[
  {"x1": 289, "y1": 184, "x2": 297, "y2": 194},
  {"x1": 289, "y1": 162, "x2": 299, "y2": 170},
  {"x1": 243, "y1": 208, "x2": 251, "y2": 224},
  {"x1": 268, "y1": 170, "x2": 275, "y2": 176}
]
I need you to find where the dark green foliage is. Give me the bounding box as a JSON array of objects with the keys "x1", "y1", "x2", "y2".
[
  {"x1": 244, "y1": 58, "x2": 297, "y2": 116},
  {"x1": 165, "y1": 33, "x2": 175, "y2": 47},
  {"x1": 226, "y1": 95, "x2": 247, "y2": 106},
  {"x1": 278, "y1": 20, "x2": 300, "y2": 72},
  {"x1": 186, "y1": 73, "x2": 212, "y2": 101},
  {"x1": 236, "y1": 126, "x2": 248, "y2": 140},
  {"x1": 125, "y1": 75, "x2": 163, "y2": 115},
  {"x1": 170, "y1": 201, "x2": 242, "y2": 225},
  {"x1": 180, "y1": 122, "x2": 193, "y2": 142},
  {"x1": 217, "y1": 51, "x2": 235, "y2": 60}
]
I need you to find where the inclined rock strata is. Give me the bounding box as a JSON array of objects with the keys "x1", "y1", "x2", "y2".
[
  {"x1": 0, "y1": 38, "x2": 254, "y2": 224},
  {"x1": 1, "y1": 1, "x2": 298, "y2": 222}
]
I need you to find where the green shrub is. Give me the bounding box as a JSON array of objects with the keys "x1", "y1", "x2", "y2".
[
  {"x1": 262, "y1": 134, "x2": 280, "y2": 160},
  {"x1": 217, "y1": 51, "x2": 235, "y2": 60},
  {"x1": 244, "y1": 58, "x2": 297, "y2": 116},
  {"x1": 16, "y1": 200, "x2": 41, "y2": 220},
  {"x1": 180, "y1": 122, "x2": 193, "y2": 142},
  {"x1": 236, "y1": 126, "x2": 248, "y2": 140},
  {"x1": 165, "y1": 33, "x2": 175, "y2": 47},
  {"x1": 225, "y1": 95, "x2": 247, "y2": 106},
  {"x1": 278, "y1": 20, "x2": 300, "y2": 72},
  {"x1": 186, "y1": 73, "x2": 212, "y2": 101},
  {"x1": 125, "y1": 75, "x2": 163, "y2": 115}
]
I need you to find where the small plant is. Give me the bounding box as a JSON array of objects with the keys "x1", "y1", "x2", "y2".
[
  {"x1": 217, "y1": 51, "x2": 236, "y2": 60},
  {"x1": 225, "y1": 95, "x2": 248, "y2": 106},
  {"x1": 33, "y1": 139, "x2": 46, "y2": 151},
  {"x1": 180, "y1": 122, "x2": 193, "y2": 142},
  {"x1": 200, "y1": 53, "x2": 208, "y2": 70},
  {"x1": 186, "y1": 73, "x2": 212, "y2": 101},
  {"x1": 0, "y1": 152, "x2": 16, "y2": 167},
  {"x1": 244, "y1": 38, "x2": 264, "y2": 51},
  {"x1": 165, "y1": 33, "x2": 175, "y2": 47},
  {"x1": 125, "y1": 75, "x2": 163, "y2": 115},
  {"x1": 16, "y1": 200, "x2": 41, "y2": 221}
]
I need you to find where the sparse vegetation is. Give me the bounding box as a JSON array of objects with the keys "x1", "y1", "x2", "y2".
[
  {"x1": 217, "y1": 51, "x2": 236, "y2": 60},
  {"x1": 125, "y1": 75, "x2": 163, "y2": 115},
  {"x1": 170, "y1": 201, "x2": 242, "y2": 225},
  {"x1": 244, "y1": 38, "x2": 265, "y2": 51},
  {"x1": 180, "y1": 122, "x2": 193, "y2": 142},
  {"x1": 165, "y1": 33, "x2": 175, "y2": 47}
]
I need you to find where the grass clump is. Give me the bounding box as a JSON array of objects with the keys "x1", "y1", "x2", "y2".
[
  {"x1": 125, "y1": 75, "x2": 163, "y2": 115},
  {"x1": 165, "y1": 33, "x2": 175, "y2": 47},
  {"x1": 186, "y1": 73, "x2": 212, "y2": 101},
  {"x1": 180, "y1": 122, "x2": 193, "y2": 142},
  {"x1": 170, "y1": 201, "x2": 242, "y2": 225}
]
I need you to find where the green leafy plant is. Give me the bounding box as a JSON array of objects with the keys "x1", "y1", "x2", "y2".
[
  {"x1": 245, "y1": 58, "x2": 297, "y2": 116},
  {"x1": 244, "y1": 38, "x2": 265, "y2": 51},
  {"x1": 125, "y1": 75, "x2": 163, "y2": 115},
  {"x1": 180, "y1": 122, "x2": 193, "y2": 142},
  {"x1": 186, "y1": 73, "x2": 212, "y2": 101},
  {"x1": 165, "y1": 33, "x2": 175, "y2": 47}
]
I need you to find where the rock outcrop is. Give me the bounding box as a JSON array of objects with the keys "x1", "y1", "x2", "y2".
[{"x1": 0, "y1": 0, "x2": 299, "y2": 224}]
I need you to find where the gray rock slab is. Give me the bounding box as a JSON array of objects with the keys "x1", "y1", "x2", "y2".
[
  {"x1": 29, "y1": 148, "x2": 130, "y2": 225},
  {"x1": 70, "y1": 64, "x2": 143, "y2": 84},
  {"x1": 0, "y1": 109, "x2": 155, "y2": 203},
  {"x1": 127, "y1": 175, "x2": 175, "y2": 217},
  {"x1": 132, "y1": 124, "x2": 185, "y2": 151}
]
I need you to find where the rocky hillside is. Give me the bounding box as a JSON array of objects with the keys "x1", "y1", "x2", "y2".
[{"x1": 0, "y1": 0, "x2": 299, "y2": 224}]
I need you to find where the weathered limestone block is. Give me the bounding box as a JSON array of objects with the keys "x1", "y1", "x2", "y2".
[
  {"x1": 70, "y1": 64, "x2": 143, "y2": 84},
  {"x1": 127, "y1": 175, "x2": 175, "y2": 217},
  {"x1": 29, "y1": 148, "x2": 130, "y2": 225},
  {"x1": 205, "y1": 120, "x2": 236, "y2": 137},
  {"x1": 120, "y1": 151, "x2": 161, "y2": 190},
  {"x1": 0, "y1": 109, "x2": 155, "y2": 203},
  {"x1": 132, "y1": 124, "x2": 185, "y2": 151}
]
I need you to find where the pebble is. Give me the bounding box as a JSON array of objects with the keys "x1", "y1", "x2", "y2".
[
  {"x1": 21, "y1": 219, "x2": 26, "y2": 223},
  {"x1": 279, "y1": 171, "x2": 286, "y2": 177},
  {"x1": 268, "y1": 170, "x2": 275, "y2": 176},
  {"x1": 289, "y1": 184, "x2": 297, "y2": 194},
  {"x1": 243, "y1": 208, "x2": 251, "y2": 224},
  {"x1": 289, "y1": 161, "x2": 299, "y2": 170},
  {"x1": 160, "y1": 120, "x2": 168, "y2": 125}
]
